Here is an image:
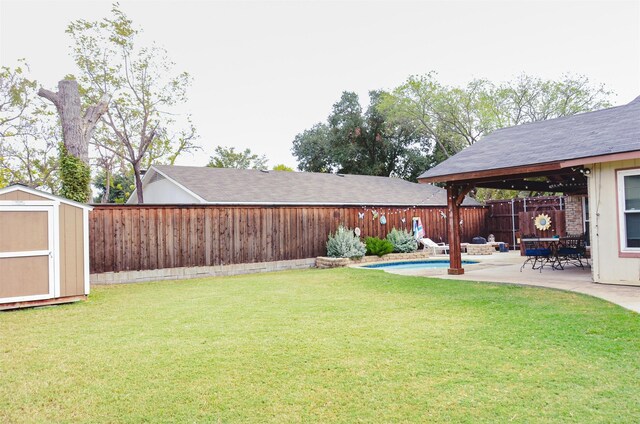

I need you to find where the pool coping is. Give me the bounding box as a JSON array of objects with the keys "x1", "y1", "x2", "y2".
[{"x1": 349, "y1": 254, "x2": 495, "y2": 272}]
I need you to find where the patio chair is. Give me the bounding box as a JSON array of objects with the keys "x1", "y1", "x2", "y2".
[
  {"x1": 520, "y1": 238, "x2": 552, "y2": 272},
  {"x1": 419, "y1": 238, "x2": 450, "y2": 255},
  {"x1": 557, "y1": 235, "x2": 588, "y2": 269}
]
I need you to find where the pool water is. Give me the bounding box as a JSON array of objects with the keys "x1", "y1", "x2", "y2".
[{"x1": 363, "y1": 260, "x2": 478, "y2": 270}]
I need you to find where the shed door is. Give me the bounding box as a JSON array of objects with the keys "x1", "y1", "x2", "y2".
[{"x1": 0, "y1": 206, "x2": 55, "y2": 303}]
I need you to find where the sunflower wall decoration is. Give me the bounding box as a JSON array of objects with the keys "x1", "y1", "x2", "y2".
[{"x1": 534, "y1": 213, "x2": 552, "y2": 231}]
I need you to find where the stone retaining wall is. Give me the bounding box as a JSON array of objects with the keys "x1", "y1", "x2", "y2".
[
  {"x1": 316, "y1": 251, "x2": 431, "y2": 268},
  {"x1": 91, "y1": 258, "x2": 317, "y2": 285},
  {"x1": 466, "y1": 244, "x2": 495, "y2": 255}
]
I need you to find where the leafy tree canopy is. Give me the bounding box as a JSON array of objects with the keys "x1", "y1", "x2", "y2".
[
  {"x1": 272, "y1": 164, "x2": 293, "y2": 172},
  {"x1": 292, "y1": 91, "x2": 431, "y2": 181},
  {"x1": 378, "y1": 72, "x2": 612, "y2": 161},
  {"x1": 67, "y1": 3, "x2": 199, "y2": 202},
  {"x1": 93, "y1": 170, "x2": 134, "y2": 204},
  {"x1": 0, "y1": 61, "x2": 60, "y2": 191},
  {"x1": 207, "y1": 146, "x2": 268, "y2": 170}
]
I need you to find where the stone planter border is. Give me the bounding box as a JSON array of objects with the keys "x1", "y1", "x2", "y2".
[{"x1": 316, "y1": 251, "x2": 431, "y2": 269}]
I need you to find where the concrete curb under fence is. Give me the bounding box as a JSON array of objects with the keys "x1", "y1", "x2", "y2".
[{"x1": 91, "y1": 251, "x2": 434, "y2": 284}]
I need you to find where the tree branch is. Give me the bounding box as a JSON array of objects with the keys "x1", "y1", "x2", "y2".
[{"x1": 37, "y1": 87, "x2": 60, "y2": 109}]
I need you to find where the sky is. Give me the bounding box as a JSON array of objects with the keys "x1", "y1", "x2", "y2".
[{"x1": 1, "y1": 0, "x2": 639, "y2": 169}]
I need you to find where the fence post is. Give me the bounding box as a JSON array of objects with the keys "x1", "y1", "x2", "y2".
[{"x1": 511, "y1": 199, "x2": 516, "y2": 250}]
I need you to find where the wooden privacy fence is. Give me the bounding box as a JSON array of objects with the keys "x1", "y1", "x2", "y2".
[
  {"x1": 486, "y1": 196, "x2": 564, "y2": 248},
  {"x1": 89, "y1": 204, "x2": 488, "y2": 274},
  {"x1": 518, "y1": 210, "x2": 566, "y2": 238}
]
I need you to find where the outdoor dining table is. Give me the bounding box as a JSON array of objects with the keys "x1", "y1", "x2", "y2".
[{"x1": 521, "y1": 237, "x2": 564, "y2": 270}]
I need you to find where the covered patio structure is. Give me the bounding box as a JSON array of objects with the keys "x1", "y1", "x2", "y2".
[{"x1": 418, "y1": 96, "x2": 640, "y2": 285}]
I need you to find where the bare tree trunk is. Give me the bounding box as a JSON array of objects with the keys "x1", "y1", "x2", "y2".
[
  {"x1": 101, "y1": 169, "x2": 111, "y2": 203},
  {"x1": 133, "y1": 161, "x2": 144, "y2": 204},
  {"x1": 38, "y1": 80, "x2": 110, "y2": 165}
]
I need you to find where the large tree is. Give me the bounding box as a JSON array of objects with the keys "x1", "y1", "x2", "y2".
[
  {"x1": 0, "y1": 62, "x2": 60, "y2": 191},
  {"x1": 207, "y1": 146, "x2": 268, "y2": 170},
  {"x1": 379, "y1": 72, "x2": 612, "y2": 163},
  {"x1": 38, "y1": 79, "x2": 110, "y2": 202},
  {"x1": 67, "y1": 4, "x2": 199, "y2": 203},
  {"x1": 292, "y1": 91, "x2": 431, "y2": 181}
]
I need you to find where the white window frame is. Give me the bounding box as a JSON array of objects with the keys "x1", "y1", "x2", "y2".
[
  {"x1": 582, "y1": 196, "x2": 589, "y2": 233},
  {"x1": 617, "y1": 169, "x2": 640, "y2": 252}
]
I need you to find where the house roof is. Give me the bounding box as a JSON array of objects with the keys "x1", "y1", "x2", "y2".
[
  {"x1": 419, "y1": 96, "x2": 640, "y2": 182},
  {"x1": 142, "y1": 165, "x2": 480, "y2": 206}
]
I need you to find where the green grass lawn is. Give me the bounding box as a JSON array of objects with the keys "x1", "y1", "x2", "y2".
[{"x1": 1, "y1": 268, "x2": 639, "y2": 423}]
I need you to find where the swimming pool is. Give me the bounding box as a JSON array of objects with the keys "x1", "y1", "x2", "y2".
[{"x1": 363, "y1": 260, "x2": 478, "y2": 271}]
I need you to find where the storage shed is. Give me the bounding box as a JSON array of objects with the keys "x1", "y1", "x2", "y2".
[{"x1": 0, "y1": 185, "x2": 92, "y2": 310}]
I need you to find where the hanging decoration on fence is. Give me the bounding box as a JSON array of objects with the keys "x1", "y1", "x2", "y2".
[
  {"x1": 400, "y1": 217, "x2": 406, "y2": 224},
  {"x1": 371, "y1": 210, "x2": 379, "y2": 220},
  {"x1": 354, "y1": 227, "x2": 361, "y2": 237},
  {"x1": 380, "y1": 215, "x2": 387, "y2": 225},
  {"x1": 412, "y1": 217, "x2": 425, "y2": 239},
  {"x1": 534, "y1": 213, "x2": 552, "y2": 231},
  {"x1": 358, "y1": 212, "x2": 365, "y2": 219}
]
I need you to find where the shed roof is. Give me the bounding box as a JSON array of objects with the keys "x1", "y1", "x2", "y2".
[
  {"x1": 143, "y1": 165, "x2": 480, "y2": 206},
  {"x1": 0, "y1": 184, "x2": 93, "y2": 210},
  {"x1": 419, "y1": 96, "x2": 640, "y2": 181}
]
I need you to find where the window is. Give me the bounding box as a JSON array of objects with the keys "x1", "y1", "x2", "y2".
[{"x1": 618, "y1": 169, "x2": 640, "y2": 251}]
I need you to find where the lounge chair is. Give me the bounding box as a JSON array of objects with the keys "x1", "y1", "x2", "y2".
[{"x1": 419, "y1": 238, "x2": 450, "y2": 255}]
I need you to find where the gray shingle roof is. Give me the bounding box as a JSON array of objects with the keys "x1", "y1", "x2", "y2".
[
  {"x1": 419, "y1": 96, "x2": 640, "y2": 180},
  {"x1": 151, "y1": 165, "x2": 480, "y2": 206}
]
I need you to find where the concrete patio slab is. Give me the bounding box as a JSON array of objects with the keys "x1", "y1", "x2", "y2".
[{"x1": 381, "y1": 251, "x2": 640, "y2": 313}]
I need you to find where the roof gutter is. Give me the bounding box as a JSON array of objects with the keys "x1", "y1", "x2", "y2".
[
  {"x1": 417, "y1": 161, "x2": 563, "y2": 184},
  {"x1": 560, "y1": 150, "x2": 640, "y2": 168}
]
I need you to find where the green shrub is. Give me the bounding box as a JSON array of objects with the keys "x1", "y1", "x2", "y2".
[
  {"x1": 386, "y1": 228, "x2": 418, "y2": 253},
  {"x1": 59, "y1": 143, "x2": 91, "y2": 203},
  {"x1": 326, "y1": 225, "x2": 366, "y2": 259},
  {"x1": 365, "y1": 237, "x2": 395, "y2": 257}
]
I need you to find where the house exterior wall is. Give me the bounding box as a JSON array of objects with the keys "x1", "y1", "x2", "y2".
[
  {"x1": 565, "y1": 195, "x2": 585, "y2": 235},
  {"x1": 589, "y1": 159, "x2": 640, "y2": 286},
  {"x1": 130, "y1": 178, "x2": 201, "y2": 204}
]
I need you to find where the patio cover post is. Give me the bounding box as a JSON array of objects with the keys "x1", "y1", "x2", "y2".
[{"x1": 447, "y1": 184, "x2": 472, "y2": 275}]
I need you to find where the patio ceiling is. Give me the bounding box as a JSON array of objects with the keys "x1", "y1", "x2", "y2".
[{"x1": 420, "y1": 162, "x2": 589, "y2": 195}]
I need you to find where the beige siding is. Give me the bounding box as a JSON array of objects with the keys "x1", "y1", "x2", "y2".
[
  {"x1": 0, "y1": 208, "x2": 50, "y2": 298},
  {"x1": 589, "y1": 159, "x2": 640, "y2": 285},
  {"x1": 0, "y1": 256, "x2": 49, "y2": 297},
  {"x1": 0, "y1": 211, "x2": 48, "y2": 252},
  {"x1": 0, "y1": 191, "x2": 49, "y2": 201},
  {"x1": 59, "y1": 203, "x2": 86, "y2": 297}
]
